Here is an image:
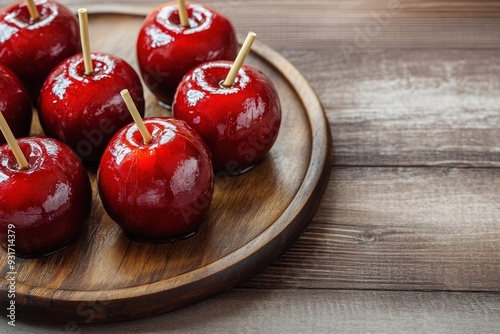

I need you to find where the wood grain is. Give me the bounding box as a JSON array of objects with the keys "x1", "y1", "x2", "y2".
[
  {"x1": 0, "y1": 13, "x2": 332, "y2": 323},
  {"x1": 281, "y1": 49, "x2": 500, "y2": 167},
  {"x1": 15, "y1": 289, "x2": 500, "y2": 333},
  {"x1": 244, "y1": 167, "x2": 500, "y2": 291}
]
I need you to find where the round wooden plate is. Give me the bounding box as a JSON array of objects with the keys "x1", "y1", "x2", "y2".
[{"x1": 0, "y1": 10, "x2": 332, "y2": 323}]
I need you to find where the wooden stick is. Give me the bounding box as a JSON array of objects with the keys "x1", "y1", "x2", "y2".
[
  {"x1": 120, "y1": 90, "x2": 153, "y2": 144},
  {"x1": 0, "y1": 112, "x2": 29, "y2": 169},
  {"x1": 178, "y1": 0, "x2": 189, "y2": 27},
  {"x1": 223, "y1": 32, "x2": 257, "y2": 87},
  {"x1": 78, "y1": 8, "x2": 93, "y2": 75},
  {"x1": 25, "y1": 0, "x2": 40, "y2": 20}
]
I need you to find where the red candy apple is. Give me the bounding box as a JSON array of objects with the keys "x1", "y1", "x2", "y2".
[
  {"x1": 98, "y1": 95, "x2": 213, "y2": 242},
  {"x1": 0, "y1": 65, "x2": 32, "y2": 145},
  {"x1": 0, "y1": 137, "x2": 92, "y2": 257},
  {"x1": 38, "y1": 9, "x2": 144, "y2": 162},
  {"x1": 0, "y1": 0, "x2": 81, "y2": 104},
  {"x1": 136, "y1": 1, "x2": 238, "y2": 106},
  {"x1": 172, "y1": 59, "x2": 281, "y2": 174},
  {"x1": 38, "y1": 52, "x2": 145, "y2": 162},
  {"x1": 173, "y1": 32, "x2": 281, "y2": 174}
]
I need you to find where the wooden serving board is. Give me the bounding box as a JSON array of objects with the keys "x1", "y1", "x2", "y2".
[{"x1": 0, "y1": 10, "x2": 331, "y2": 323}]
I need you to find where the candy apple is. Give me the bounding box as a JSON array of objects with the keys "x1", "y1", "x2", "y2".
[
  {"x1": 98, "y1": 116, "x2": 214, "y2": 242},
  {"x1": 0, "y1": 137, "x2": 92, "y2": 257},
  {"x1": 136, "y1": 1, "x2": 238, "y2": 107},
  {"x1": 0, "y1": 65, "x2": 32, "y2": 145},
  {"x1": 172, "y1": 60, "x2": 282, "y2": 174},
  {"x1": 38, "y1": 52, "x2": 145, "y2": 162},
  {"x1": 0, "y1": 0, "x2": 81, "y2": 104}
]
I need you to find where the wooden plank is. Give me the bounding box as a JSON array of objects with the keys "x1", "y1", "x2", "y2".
[
  {"x1": 13, "y1": 289, "x2": 500, "y2": 333},
  {"x1": 243, "y1": 167, "x2": 500, "y2": 292},
  {"x1": 280, "y1": 49, "x2": 500, "y2": 166},
  {"x1": 285, "y1": 49, "x2": 500, "y2": 110},
  {"x1": 232, "y1": 18, "x2": 500, "y2": 51}
]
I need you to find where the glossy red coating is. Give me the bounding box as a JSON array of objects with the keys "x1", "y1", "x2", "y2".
[
  {"x1": 38, "y1": 52, "x2": 145, "y2": 162},
  {"x1": 98, "y1": 117, "x2": 214, "y2": 242},
  {"x1": 0, "y1": 0, "x2": 81, "y2": 104},
  {"x1": 0, "y1": 65, "x2": 32, "y2": 145},
  {"x1": 0, "y1": 137, "x2": 92, "y2": 257},
  {"x1": 172, "y1": 61, "x2": 282, "y2": 174},
  {"x1": 136, "y1": 2, "x2": 238, "y2": 106}
]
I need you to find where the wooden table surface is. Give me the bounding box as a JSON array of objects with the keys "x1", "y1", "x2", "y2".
[{"x1": 5, "y1": 0, "x2": 500, "y2": 333}]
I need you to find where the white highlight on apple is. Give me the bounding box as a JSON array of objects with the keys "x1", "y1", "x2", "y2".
[
  {"x1": 4, "y1": 1, "x2": 58, "y2": 30},
  {"x1": 145, "y1": 26, "x2": 174, "y2": 48},
  {"x1": 69, "y1": 54, "x2": 116, "y2": 82},
  {"x1": 192, "y1": 62, "x2": 249, "y2": 95},
  {"x1": 156, "y1": 4, "x2": 213, "y2": 35}
]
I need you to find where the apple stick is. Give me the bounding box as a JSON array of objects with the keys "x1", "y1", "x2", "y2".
[
  {"x1": 178, "y1": 0, "x2": 189, "y2": 28},
  {"x1": 223, "y1": 32, "x2": 257, "y2": 87},
  {"x1": 120, "y1": 90, "x2": 153, "y2": 144},
  {"x1": 0, "y1": 112, "x2": 29, "y2": 169},
  {"x1": 78, "y1": 8, "x2": 93, "y2": 74},
  {"x1": 26, "y1": 0, "x2": 40, "y2": 20}
]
